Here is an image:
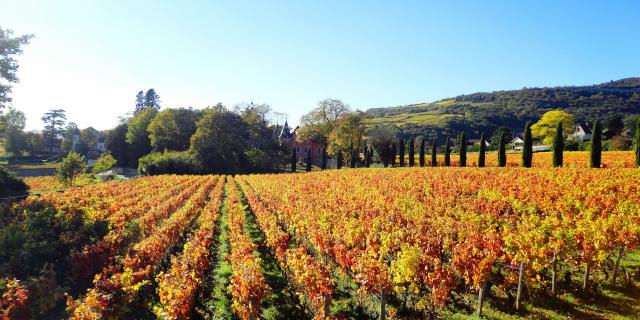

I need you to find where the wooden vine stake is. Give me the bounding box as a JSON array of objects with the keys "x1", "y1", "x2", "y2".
[
  {"x1": 515, "y1": 262, "x2": 525, "y2": 310},
  {"x1": 380, "y1": 287, "x2": 386, "y2": 320},
  {"x1": 551, "y1": 252, "x2": 558, "y2": 296},
  {"x1": 612, "y1": 245, "x2": 625, "y2": 285},
  {"x1": 583, "y1": 263, "x2": 590, "y2": 291},
  {"x1": 476, "y1": 282, "x2": 486, "y2": 316}
]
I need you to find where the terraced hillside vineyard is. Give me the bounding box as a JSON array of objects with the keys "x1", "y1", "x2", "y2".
[{"x1": 1, "y1": 166, "x2": 639, "y2": 319}]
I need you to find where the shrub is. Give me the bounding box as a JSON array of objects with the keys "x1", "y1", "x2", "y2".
[
  {"x1": 138, "y1": 151, "x2": 201, "y2": 175},
  {"x1": 0, "y1": 168, "x2": 28, "y2": 197},
  {"x1": 92, "y1": 154, "x2": 117, "y2": 173},
  {"x1": 57, "y1": 152, "x2": 86, "y2": 187}
]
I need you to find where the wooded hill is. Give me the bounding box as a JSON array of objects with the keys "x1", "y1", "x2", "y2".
[{"x1": 365, "y1": 77, "x2": 640, "y2": 140}]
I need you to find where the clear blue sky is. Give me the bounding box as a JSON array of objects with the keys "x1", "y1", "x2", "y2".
[{"x1": 1, "y1": 0, "x2": 639, "y2": 130}]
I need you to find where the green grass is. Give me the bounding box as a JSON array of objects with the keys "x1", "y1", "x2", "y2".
[{"x1": 366, "y1": 110, "x2": 462, "y2": 127}]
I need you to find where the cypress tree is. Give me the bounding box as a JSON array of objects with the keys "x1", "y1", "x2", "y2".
[
  {"x1": 336, "y1": 149, "x2": 343, "y2": 169},
  {"x1": 498, "y1": 130, "x2": 507, "y2": 167},
  {"x1": 458, "y1": 132, "x2": 467, "y2": 167},
  {"x1": 350, "y1": 147, "x2": 357, "y2": 168},
  {"x1": 408, "y1": 137, "x2": 415, "y2": 167},
  {"x1": 552, "y1": 122, "x2": 564, "y2": 167},
  {"x1": 291, "y1": 147, "x2": 297, "y2": 172},
  {"x1": 399, "y1": 139, "x2": 405, "y2": 167},
  {"x1": 306, "y1": 148, "x2": 312, "y2": 172},
  {"x1": 522, "y1": 122, "x2": 533, "y2": 168},
  {"x1": 590, "y1": 120, "x2": 602, "y2": 168},
  {"x1": 431, "y1": 141, "x2": 437, "y2": 167},
  {"x1": 390, "y1": 143, "x2": 397, "y2": 166},
  {"x1": 636, "y1": 118, "x2": 640, "y2": 167},
  {"x1": 478, "y1": 133, "x2": 486, "y2": 167},
  {"x1": 419, "y1": 138, "x2": 425, "y2": 167},
  {"x1": 444, "y1": 137, "x2": 451, "y2": 166},
  {"x1": 321, "y1": 147, "x2": 327, "y2": 170}
]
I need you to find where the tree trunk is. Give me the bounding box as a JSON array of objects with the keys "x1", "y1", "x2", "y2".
[
  {"x1": 612, "y1": 245, "x2": 625, "y2": 285},
  {"x1": 583, "y1": 263, "x2": 590, "y2": 291},
  {"x1": 477, "y1": 283, "x2": 486, "y2": 316},
  {"x1": 323, "y1": 294, "x2": 331, "y2": 318},
  {"x1": 380, "y1": 287, "x2": 386, "y2": 320},
  {"x1": 516, "y1": 262, "x2": 525, "y2": 310},
  {"x1": 551, "y1": 252, "x2": 558, "y2": 296}
]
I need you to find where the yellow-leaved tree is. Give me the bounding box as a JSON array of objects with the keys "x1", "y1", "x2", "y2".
[{"x1": 531, "y1": 110, "x2": 575, "y2": 144}]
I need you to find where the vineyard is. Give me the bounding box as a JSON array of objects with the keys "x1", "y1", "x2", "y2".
[{"x1": 1, "y1": 167, "x2": 640, "y2": 319}]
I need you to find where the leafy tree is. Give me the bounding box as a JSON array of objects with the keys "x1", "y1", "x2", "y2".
[
  {"x1": 60, "y1": 122, "x2": 79, "y2": 154},
  {"x1": 531, "y1": 110, "x2": 575, "y2": 144},
  {"x1": 590, "y1": 120, "x2": 602, "y2": 168},
  {"x1": 408, "y1": 137, "x2": 415, "y2": 167},
  {"x1": 0, "y1": 27, "x2": 33, "y2": 108},
  {"x1": 77, "y1": 127, "x2": 99, "y2": 158},
  {"x1": 144, "y1": 88, "x2": 161, "y2": 110},
  {"x1": 239, "y1": 103, "x2": 286, "y2": 171},
  {"x1": 92, "y1": 153, "x2": 117, "y2": 173},
  {"x1": 491, "y1": 126, "x2": 511, "y2": 149},
  {"x1": 418, "y1": 138, "x2": 425, "y2": 167},
  {"x1": 478, "y1": 134, "x2": 486, "y2": 167},
  {"x1": 328, "y1": 112, "x2": 366, "y2": 164},
  {"x1": 24, "y1": 132, "x2": 44, "y2": 155},
  {"x1": 41, "y1": 109, "x2": 66, "y2": 153},
  {"x1": 2, "y1": 107, "x2": 26, "y2": 155},
  {"x1": 367, "y1": 126, "x2": 396, "y2": 167},
  {"x1": 135, "y1": 90, "x2": 145, "y2": 113},
  {"x1": 189, "y1": 107, "x2": 249, "y2": 173},
  {"x1": 522, "y1": 122, "x2": 533, "y2": 168},
  {"x1": 105, "y1": 122, "x2": 129, "y2": 166},
  {"x1": 498, "y1": 131, "x2": 507, "y2": 167},
  {"x1": 297, "y1": 98, "x2": 351, "y2": 144},
  {"x1": 57, "y1": 152, "x2": 86, "y2": 187},
  {"x1": 431, "y1": 141, "x2": 437, "y2": 167},
  {"x1": 138, "y1": 150, "x2": 200, "y2": 175},
  {"x1": 552, "y1": 122, "x2": 564, "y2": 167},
  {"x1": 444, "y1": 137, "x2": 451, "y2": 166},
  {"x1": 126, "y1": 107, "x2": 156, "y2": 165},
  {"x1": 147, "y1": 108, "x2": 199, "y2": 151},
  {"x1": 291, "y1": 147, "x2": 297, "y2": 172},
  {"x1": 458, "y1": 132, "x2": 467, "y2": 167}
]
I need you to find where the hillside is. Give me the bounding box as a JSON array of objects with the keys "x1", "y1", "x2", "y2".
[{"x1": 366, "y1": 77, "x2": 640, "y2": 140}]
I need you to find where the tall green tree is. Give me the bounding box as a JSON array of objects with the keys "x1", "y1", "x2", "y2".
[
  {"x1": 336, "y1": 148, "x2": 343, "y2": 169},
  {"x1": 478, "y1": 134, "x2": 486, "y2": 167},
  {"x1": 60, "y1": 122, "x2": 79, "y2": 154},
  {"x1": 408, "y1": 137, "x2": 415, "y2": 167},
  {"x1": 190, "y1": 108, "x2": 249, "y2": 173},
  {"x1": 458, "y1": 132, "x2": 467, "y2": 167},
  {"x1": 522, "y1": 122, "x2": 533, "y2": 168},
  {"x1": 398, "y1": 138, "x2": 405, "y2": 167},
  {"x1": 590, "y1": 120, "x2": 602, "y2": 168},
  {"x1": 126, "y1": 107, "x2": 156, "y2": 165},
  {"x1": 390, "y1": 143, "x2": 397, "y2": 166},
  {"x1": 143, "y1": 88, "x2": 161, "y2": 110},
  {"x1": 321, "y1": 147, "x2": 327, "y2": 170},
  {"x1": 291, "y1": 147, "x2": 297, "y2": 172},
  {"x1": 2, "y1": 107, "x2": 26, "y2": 155},
  {"x1": 498, "y1": 131, "x2": 507, "y2": 167},
  {"x1": 444, "y1": 137, "x2": 451, "y2": 166},
  {"x1": 77, "y1": 127, "x2": 100, "y2": 158},
  {"x1": 105, "y1": 122, "x2": 129, "y2": 166},
  {"x1": 0, "y1": 27, "x2": 33, "y2": 109},
  {"x1": 367, "y1": 126, "x2": 396, "y2": 167},
  {"x1": 418, "y1": 138, "x2": 425, "y2": 167},
  {"x1": 147, "y1": 108, "x2": 199, "y2": 151},
  {"x1": 135, "y1": 91, "x2": 145, "y2": 113},
  {"x1": 552, "y1": 122, "x2": 564, "y2": 167},
  {"x1": 431, "y1": 141, "x2": 437, "y2": 167},
  {"x1": 41, "y1": 109, "x2": 66, "y2": 153}
]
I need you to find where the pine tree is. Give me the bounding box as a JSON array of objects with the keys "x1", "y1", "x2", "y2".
[
  {"x1": 321, "y1": 147, "x2": 327, "y2": 170},
  {"x1": 444, "y1": 137, "x2": 451, "y2": 166},
  {"x1": 458, "y1": 132, "x2": 467, "y2": 167},
  {"x1": 408, "y1": 137, "x2": 415, "y2": 167},
  {"x1": 636, "y1": 118, "x2": 640, "y2": 167},
  {"x1": 522, "y1": 122, "x2": 533, "y2": 168},
  {"x1": 478, "y1": 134, "x2": 486, "y2": 167},
  {"x1": 135, "y1": 91, "x2": 145, "y2": 113},
  {"x1": 369, "y1": 146, "x2": 375, "y2": 167},
  {"x1": 498, "y1": 131, "x2": 507, "y2": 167},
  {"x1": 336, "y1": 149, "x2": 343, "y2": 169},
  {"x1": 419, "y1": 138, "x2": 425, "y2": 167},
  {"x1": 144, "y1": 88, "x2": 161, "y2": 110},
  {"x1": 399, "y1": 139, "x2": 405, "y2": 167},
  {"x1": 431, "y1": 141, "x2": 437, "y2": 167},
  {"x1": 291, "y1": 147, "x2": 297, "y2": 172},
  {"x1": 306, "y1": 148, "x2": 312, "y2": 172},
  {"x1": 350, "y1": 147, "x2": 357, "y2": 168},
  {"x1": 590, "y1": 120, "x2": 602, "y2": 168},
  {"x1": 390, "y1": 143, "x2": 397, "y2": 166},
  {"x1": 552, "y1": 122, "x2": 564, "y2": 167}
]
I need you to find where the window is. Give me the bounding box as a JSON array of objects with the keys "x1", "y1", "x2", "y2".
[{"x1": 296, "y1": 147, "x2": 300, "y2": 152}]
